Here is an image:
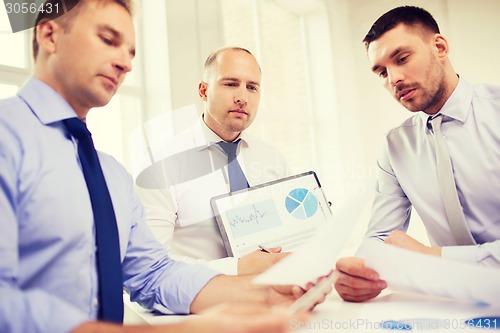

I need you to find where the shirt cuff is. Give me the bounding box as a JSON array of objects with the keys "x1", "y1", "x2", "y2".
[
  {"x1": 441, "y1": 245, "x2": 478, "y2": 264},
  {"x1": 155, "y1": 263, "x2": 221, "y2": 314},
  {"x1": 204, "y1": 256, "x2": 239, "y2": 275}
]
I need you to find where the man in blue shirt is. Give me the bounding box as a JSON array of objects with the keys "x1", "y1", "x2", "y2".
[
  {"x1": 334, "y1": 6, "x2": 500, "y2": 302},
  {"x1": 0, "y1": 0, "x2": 323, "y2": 332}
]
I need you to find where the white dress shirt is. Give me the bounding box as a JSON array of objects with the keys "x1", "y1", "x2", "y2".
[
  {"x1": 364, "y1": 78, "x2": 500, "y2": 266},
  {"x1": 136, "y1": 117, "x2": 289, "y2": 274}
]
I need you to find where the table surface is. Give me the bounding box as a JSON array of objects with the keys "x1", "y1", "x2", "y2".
[{"x1": 124, "y1": 290, "x2": 500, "y2": 332}]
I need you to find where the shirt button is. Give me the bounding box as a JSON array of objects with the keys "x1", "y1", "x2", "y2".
[{"x1": 93, "y1": 298, "x2": 99, "y2": 307}]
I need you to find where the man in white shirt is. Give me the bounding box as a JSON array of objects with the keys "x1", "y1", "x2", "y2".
[
  {"x1": 334, "y1": 6, "x2": 500, "y2": 302},
  {"x1": 136, "y1": 47, "x2": 289, "y2": 275}
]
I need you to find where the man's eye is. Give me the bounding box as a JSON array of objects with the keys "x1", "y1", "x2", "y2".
[
  {"x1": 378, "y1": 70, "x2": 387, "y2": 78},
  {"x1": 101, "y1": 36, "x2": 114, "y2": 45},
  {"x1": 397, "y1": 55, "x2": 409, "y2": 64},
  {"x1": 247, "y1": 85, "x2": 258, "y2": 91}
]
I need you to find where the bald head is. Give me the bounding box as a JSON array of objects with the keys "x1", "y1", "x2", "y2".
[{"x1": 203, "y1": 47, "x2": 261, "y2": 83}]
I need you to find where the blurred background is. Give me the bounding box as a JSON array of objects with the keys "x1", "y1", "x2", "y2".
[{"x1": 1, "y1": 0, "x2": 499, "y2": 249}]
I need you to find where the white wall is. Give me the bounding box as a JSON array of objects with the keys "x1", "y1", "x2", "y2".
[{"x1": 446, "y1": 0, "x2": 500, "y2": 83}]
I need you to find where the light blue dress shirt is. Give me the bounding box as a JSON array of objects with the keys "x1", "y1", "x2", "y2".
[
  {"x1": 0, "y1": 78, "x2": 220, "y2": 333},
  {"x1": 365, "y1": 78, "x2": 500, "y2": 266}
]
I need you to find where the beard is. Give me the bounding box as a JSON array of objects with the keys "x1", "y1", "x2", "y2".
[
  {"x1": 395, "y1": 53, "x2": 448, "y2": 114},
  {"x1": 417, "y1": 80, "x2": 447, "y2": 114}
]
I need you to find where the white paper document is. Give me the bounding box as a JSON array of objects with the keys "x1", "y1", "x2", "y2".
[
  {"x1": 364, "y1": 241, "x2": 500, "y2": 305},
  {"x1": 253, "y1": 191, "x2": 371, "y2": 286}
]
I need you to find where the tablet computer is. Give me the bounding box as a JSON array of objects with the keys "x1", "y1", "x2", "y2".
[{"x1": 210, "y1": 171, "x2": 332, "y2": 258}]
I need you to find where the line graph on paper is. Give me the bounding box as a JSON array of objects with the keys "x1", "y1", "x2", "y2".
[{"x1": 226, "y1": 199, "x2": 282, "y2": 238}]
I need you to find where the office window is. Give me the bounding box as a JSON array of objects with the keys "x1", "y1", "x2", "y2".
[
  {"x1": 0, "y1": 10, "x2": 27, "y2": 68},
  {"x1": 220, "y1": 0, "x2": 316, "y2": 173},
  {"x1": 87, "y1": 94, "x2": 143, "y2": 170},
  {"x1": 0, "y1": 83, "x2": 18, "y2": 99},
  {"x1": 0, "y1": 9, "x2": 31, "y2": 92}
]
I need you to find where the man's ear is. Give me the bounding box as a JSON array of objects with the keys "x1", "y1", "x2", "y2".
[
  {"x1": 433, "y1": 33, "x2": 449, "y2": 59},
  {"x1": 198, "y1": 81, "x2": 208, "y2": 101},
  {"x1": 36, "y1": 20, "x2": 62, "y2": 56}
]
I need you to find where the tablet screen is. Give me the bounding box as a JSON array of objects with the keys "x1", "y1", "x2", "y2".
[{"x1": 211, "y1": 171, "x2": 332, "y2": 257}]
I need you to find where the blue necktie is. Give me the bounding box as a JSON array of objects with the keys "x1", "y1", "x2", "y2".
[
  {"x1": 64, "y1": 118, "x2": 124, "y2": 323},
  {"x1": 218, "y1": 139, "x2": 249, "y2": 192}
]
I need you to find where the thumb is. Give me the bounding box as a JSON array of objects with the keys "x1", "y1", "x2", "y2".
[{"x1": 268, "y1": 246, "x2": 282, "y2": 253}]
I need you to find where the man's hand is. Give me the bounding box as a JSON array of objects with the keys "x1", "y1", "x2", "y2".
[
  {"x1": 190, "y1": 271, "x2": 331, "y2": 313},
  {"x1": 266, "y1": 272, "x2": 332, "y2": 311},
  {"x1": 238, "y1": 247, "x2": 288, "y2": 275},
  {"x1": 334, "y1": 257, "x2": 386, "y2": 302},
  {"x1": 182, "y1": 302, "x2": 309, "y2": 333},
  {"x1": 385, "y1": 230, "x2": 441, "y2": 256}
]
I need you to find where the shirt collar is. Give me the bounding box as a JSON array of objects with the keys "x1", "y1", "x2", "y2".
[
  {"x1": 17, "y1": 77, "x2": 78, "y2": 125},
  {"x1": 193, "y1": 114, "x2": 251, "y2": 150},
  {"x1": 418, "y1": 77, "x2": 473, "y2": 127}
]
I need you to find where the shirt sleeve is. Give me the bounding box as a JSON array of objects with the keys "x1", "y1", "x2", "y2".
[
  {"x1": 363, "y1": 141, "x2": 413, "y2": 244},
  {"x1": 135, "y1": 185, "x2": 239, "y2": 275},
  {"x1": 121, "y1": 182, "x2": 221, "y2": 314},
  {"x1": 167, "y1": 253, "x2": 239, "y2": 276},
  {"x1": 442, "y1": 240, "x2": 500, "y2": 267},
  {"x1": 135, "y1": 186, "x2": 177, "y2": 250},
  {"x1": 0, "y1": 124, "x2": 88, "y2": 333},
  {"x1": 363, "y1": 141, "x2": 500, "y2": 268}
]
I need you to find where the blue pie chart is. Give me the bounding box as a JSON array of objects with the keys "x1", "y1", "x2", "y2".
[{"x1": 285, "y1": 188, "x2": 318, "y2": 219}]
